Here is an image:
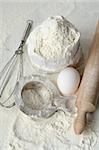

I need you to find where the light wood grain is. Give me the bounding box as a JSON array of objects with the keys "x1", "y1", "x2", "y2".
[{"x1": 74, "y1": 21, "x2": 99, "y2": 134}]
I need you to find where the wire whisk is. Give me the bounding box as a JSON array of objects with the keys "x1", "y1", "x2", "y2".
[{"x1": 0, "y1": 20, "x2": 33, "y2": 108}]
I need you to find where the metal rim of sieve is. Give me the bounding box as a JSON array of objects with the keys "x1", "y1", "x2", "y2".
[{"x1": 15, "y1": 75, "x2": 60, "y2": 118}]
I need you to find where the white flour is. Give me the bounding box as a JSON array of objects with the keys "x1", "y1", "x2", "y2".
[
  {"x1": 0, "y1": 14, "x2": 98, "y2": 150},
  {"x1": 27, "y1": 16, "x2": 80, "y2": 60},
  {"x1": 22, "y1": 82, "x2": 51, "y2": 110},
  {"x1": 7, "y1": 110, "x2": 98, "y2": 150}
]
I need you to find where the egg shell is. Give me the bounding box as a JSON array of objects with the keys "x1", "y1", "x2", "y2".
[{"x1": 57, "y1": 67, "x2": 80, "y2": 95}]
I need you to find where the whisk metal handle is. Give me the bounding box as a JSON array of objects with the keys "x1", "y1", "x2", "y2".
[
  {"x1": 17, "y1": 20, "x2": 33, "y2": 51},
  {"x1": 22, "y1": 20, "x2": 33, "y2": 43}
]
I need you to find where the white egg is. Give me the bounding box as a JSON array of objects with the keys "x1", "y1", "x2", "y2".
[{"x1": 57, "y1": 67, "x2": 80, "y2": 95}]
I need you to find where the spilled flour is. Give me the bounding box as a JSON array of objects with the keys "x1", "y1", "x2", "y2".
[
  {"x1": 7, "y1": 110, "x2": 97, "y2": 150},
  {"x1": 0, "y1": 14, "x2": 99, "y2": 150}
]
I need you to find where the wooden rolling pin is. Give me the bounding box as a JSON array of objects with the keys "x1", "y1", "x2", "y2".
[{"x1": 74, "y1": 21, "x2": 99, "y2": 134}]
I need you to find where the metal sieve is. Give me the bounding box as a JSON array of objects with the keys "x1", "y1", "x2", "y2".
[{"x1": 15, "y1": 75, "x2": 76, "y2": 118}]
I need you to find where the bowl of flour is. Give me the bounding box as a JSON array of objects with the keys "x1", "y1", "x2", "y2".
[{"x1": 27, "y1": 16, "x2": 81, "y2": 72}]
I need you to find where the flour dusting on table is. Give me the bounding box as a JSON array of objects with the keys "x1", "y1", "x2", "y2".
[
  {"x1": 0, "y1": 12, "x2": 98, "y2": 150},
  {"x1": 7, "y1": 110, "x2": 97, "y2": 150}
]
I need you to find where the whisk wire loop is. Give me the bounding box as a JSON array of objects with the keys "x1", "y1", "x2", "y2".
[{"x1": 0, "y1": 20, "x2": 33, "y2": 108}]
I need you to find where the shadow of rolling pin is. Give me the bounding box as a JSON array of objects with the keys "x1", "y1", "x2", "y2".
[{"x1": 74, "y1": 21, "x2": 99, "y2": 134}]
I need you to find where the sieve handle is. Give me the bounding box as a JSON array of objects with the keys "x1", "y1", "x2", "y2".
[
  {"x1": 43, "y1": 96, "x2": 76, "y2": 118},
  {"x1": 51, "y1": 95, "x2": 77, "y2": 113}
]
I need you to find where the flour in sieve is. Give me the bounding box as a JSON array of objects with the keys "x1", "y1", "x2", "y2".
[{"x1": 22, "y1": 82, "x2": 51, "y2": 110}]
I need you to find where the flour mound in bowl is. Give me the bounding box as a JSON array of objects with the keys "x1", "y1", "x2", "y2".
[{"x1": 27, "y1": 15, "x2": 80, "y2": 61}]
